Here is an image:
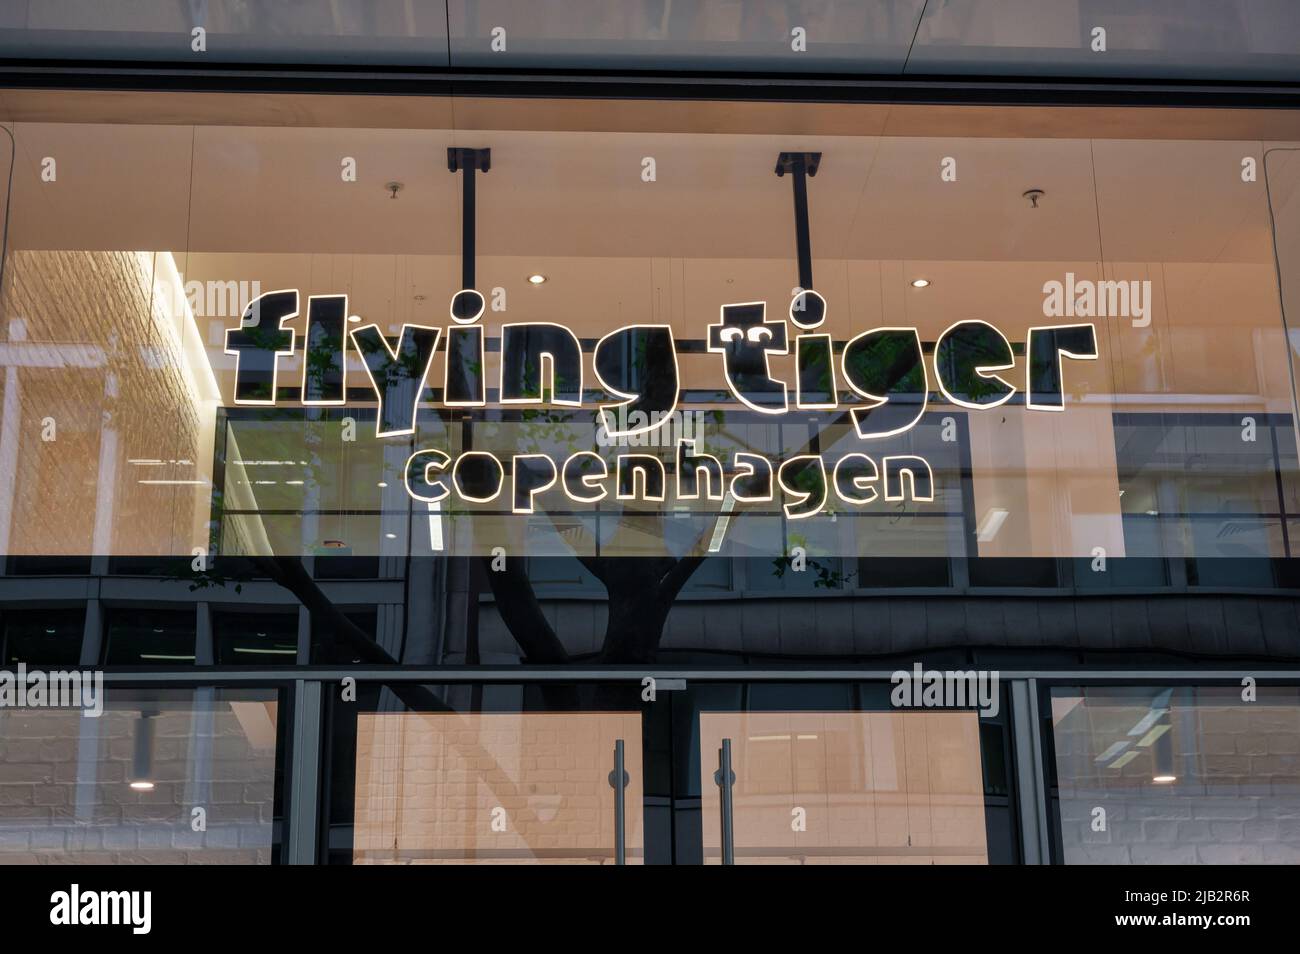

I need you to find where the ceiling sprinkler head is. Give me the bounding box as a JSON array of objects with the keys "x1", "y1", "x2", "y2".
[
  {"x1": 385, "y1": 181, "x2": 404, "y2": 199},
  {"x1": 1023, "y1": 188, "x2": 1045, "y2": 209}
]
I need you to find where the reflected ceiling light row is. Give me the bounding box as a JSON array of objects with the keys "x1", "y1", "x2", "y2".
[{"x1": 525, "y1": 273, "x2": 925, "y2": 289}]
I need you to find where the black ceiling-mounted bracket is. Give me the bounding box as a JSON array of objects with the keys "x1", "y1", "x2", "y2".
[
  {"x1": 447, "y1": 147, "x2": 491, "y2": 175},
  {"x1": 775, "y1": 151, "x2": 824, "y2": 328},
  {"x1": 447, "y1": 148, "x2": 491, "y2": 301},
  {"x1": 774, "y1": 151, "x2": 821, "y2": 178}
]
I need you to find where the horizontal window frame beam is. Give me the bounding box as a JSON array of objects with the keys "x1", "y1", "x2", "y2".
[
  {"x1": 1, "y1": 64, "x2": 1299, "y2": 109},
  {"x1": 84, "y1": 668, "x2": 1300, "y2": 684}
]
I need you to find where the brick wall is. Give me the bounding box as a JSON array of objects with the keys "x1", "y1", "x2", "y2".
[
  {"x1": 1, "y1": 249, "x2": 208, "y2": 556},
  {"x1": 0, "y1": 691, "x2": 278, "y2": 864},
  {"x1": 1053, "y1": 689, "x2": 1300, "y2": 864}
]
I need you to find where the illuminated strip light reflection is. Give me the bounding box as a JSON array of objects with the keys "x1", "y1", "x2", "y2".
[
  {"x1": 1094, "y1": 740, "x2": 1130, "y2": 763},
  {"x1": 155, "y1": 251, "x2": 222, "y2": 404},
  {"x1": 1108, "y1": 750, "x2": 1141, "y2": 769},
  {"x1": 707, "y1": 493, "x2": 738, "y2": 553},
  {"x1": 975, "y1": 508, "x2": 1009, "y2": 543},
  {"x1": 427, "y1": 499, "x2": 444, "y2": 552},
  {"x1": 1127, "y1": 707, "x2": 1168, "y2": 737},
  {"x1": 1136, "y1": 723, "x2": 1172, "y2": 748}
]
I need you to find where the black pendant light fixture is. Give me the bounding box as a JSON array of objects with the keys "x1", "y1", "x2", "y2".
[{"x1": 129, "y1": 709, "x2": 157, "y2": 791}]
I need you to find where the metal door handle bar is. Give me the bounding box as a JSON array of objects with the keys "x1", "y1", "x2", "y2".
[
  {"x1": 714, "y1": 738, "x2": 736, "y2": 865},
  {"x1": 608, "y1": 738, "x2": 629, "y2": 865}
]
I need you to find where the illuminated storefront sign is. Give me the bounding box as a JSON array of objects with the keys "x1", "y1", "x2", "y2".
[{"x1": 225, "y1": 288, "x2": 1098, "y2": 520}]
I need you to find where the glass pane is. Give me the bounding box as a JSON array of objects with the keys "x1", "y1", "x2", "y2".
[
  {"x1": 700, "y1": 710, "x2": 989, "y2": 864},
  {"x1": 907, "y1": 1, "x2": 1300, "y2": 80},
  {"x1": 1265, "y1": 147, "x2": 1300, "y2": 510},
  {"x1": 1, "y1": 608, "x2": 84, "y2": 666},
  {"x1": 351, "y1": 709, "x2": 643, "y2": 864},
  {"x1": 103, "y1": 610, "x2": 197, "y2": 666},
  {"x1": 1, "y1": 91, "x2": 1297, "y2": 684},
  {"x1": 212, "y1": 612, "x2": 299, "y2": 665},
  {"x1": 1049, "y1": 685, "x2": 1300, "y2": 865},
  {"x1": 448, "y1": 1, "x2": 927, "y2": 72},
  {"x1": 0, "y1": 686, "x2": 282, "y2": 863},
  {"x1": 0, "y1": 1, "x2": 450, "y2": 65}
]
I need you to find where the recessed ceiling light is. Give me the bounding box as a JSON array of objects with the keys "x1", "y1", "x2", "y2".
[
  {"x1": 347, "y1": 315, "x2": 361, "y2": 323},
  {"x1": 385, "y1": 532, "x2": 397, "y2": 539},
  {"x1": 527, "y1": 274, "x2": 547, "y2": 285},
  {"x1": 377, "y1": 481, "x2": 388, "y2": 488},
  {"x1": 911, "y1": 278, "x2": 930, "y2": 288},
  {"x1": 129, "y1": 781, "x2": 155, "y2": 791},
  {"x1": 1152, "y1": 774, "x2": 1177, "y2": 784}
]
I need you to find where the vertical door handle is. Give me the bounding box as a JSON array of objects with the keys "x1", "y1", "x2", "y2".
[
  {"x1": 714, "y1": 737, "x2": 736, "y2": 865},
  {"x1": 608, "y1": 738, "x2": 629, "y2": 865}
]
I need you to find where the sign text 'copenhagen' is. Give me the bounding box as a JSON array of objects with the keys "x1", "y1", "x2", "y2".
[{"x1": 225, "y1": 288, "x2": 1097, "y2": 521}]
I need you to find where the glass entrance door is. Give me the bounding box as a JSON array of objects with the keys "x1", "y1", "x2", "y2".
[
  {"x1": 326, "y1": 680, "x2": 1016, "y2": 864},
  {"x1": 700, "y1": 710, "x2": 989, "y2": 864},
  {"x1": 665, "y1": 682, "x2": 1013, "y2": 864},
  {"x1": 336, "y1": 690, "x2": 644, "y2": 865}
]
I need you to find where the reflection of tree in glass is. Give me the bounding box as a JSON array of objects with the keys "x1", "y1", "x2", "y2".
[
  {"x1": 190, "y1": 399, "x2": 841, "y2": 669},
  {"x1": 474, "y1": 404, "x2": 845, "y2": 663},
  {"x1": 843, "y1": 332, "x2": 926, "y2": 396},
  {"x1": 304, "y1": 332, "x2": 341, "y2": 394},
  {"x1": 771, "y1": 533, "x2": 856, "y2": 589}
]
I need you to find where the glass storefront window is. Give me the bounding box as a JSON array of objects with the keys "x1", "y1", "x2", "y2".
[
  {"x1": 1048, "y1": 685, "x2": 1300, "y2": 865},
  {"x1": 0, "y1": 82, "x2": 1297, "y2": 869},
  {"x1": 1, "y1": 104, "x2": 1296, "y2": 579},
  {"x1": 0, "y1": 686, "x2": 284, "y2": 863},
  {"x1": 0, "y1": 95, "x2": 1295, "y2": 670}
]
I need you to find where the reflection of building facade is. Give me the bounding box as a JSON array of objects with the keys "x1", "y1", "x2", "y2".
[{"x1": 0, "y1": 3, "x2": 1299, "y2": 866}]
